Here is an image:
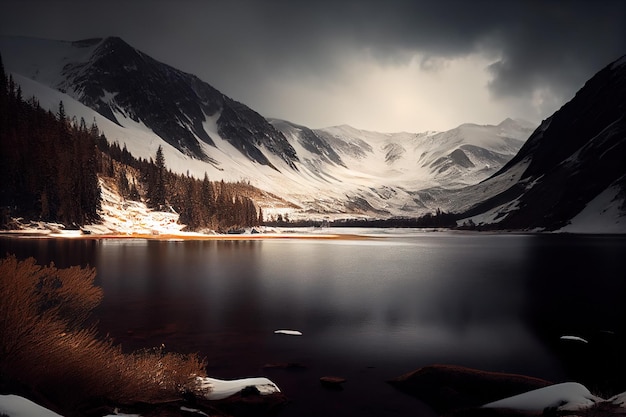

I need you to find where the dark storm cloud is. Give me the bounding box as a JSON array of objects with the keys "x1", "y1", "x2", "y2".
[
  {"x1": 238, "y1": 0, "x2": 626, "y2": 101},
  {"x1": 1, "y1": 0, "x2": 624, "y2": 128}
]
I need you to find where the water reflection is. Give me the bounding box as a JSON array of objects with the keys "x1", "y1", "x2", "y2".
[
  {"x1": 522, "y1": 234, "x2": 626, "y2": 393},
  {"x1": 2, "y1": 233, "x2": 626, "y2": 409}
]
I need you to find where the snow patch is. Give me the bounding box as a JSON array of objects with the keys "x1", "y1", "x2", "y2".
[
  {"x1": 196, "y1": 376, "x2": 281, "y2": 400},
  {"x1": 274, "y1": 329, "x2": 303, "y2": 336},
  {"x1": 560, "y1": 335, "x2": 589, "y2": 343},
  {"x1": 82, "y1": 178, "x2": 186, "y2": 236},
  {"x1": 610, "y1": 391, "x2": 626, "y2": 407},
  {"x1": 482, "y1": 382, "x2": 600, "y2": 411},
  {"x1": 560, "y1": 182, "x2": 626, "y2": 234},
  {"x1": 179, "y1": 406, "x2": 208, "y2": 416}
]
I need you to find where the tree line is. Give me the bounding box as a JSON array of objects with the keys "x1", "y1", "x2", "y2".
[
  {"x1": 0, "y1": 61, "x2": 100, "y2": 226},
  {"x1": 263, "y1": 209, "x2": 459, "y2": 229},
  {"x1": 0, "y1": 53, "x2": 262, "y2": 232},
  {"x1": 98, "y1": 140, "x2": 263, "y2": 231}
]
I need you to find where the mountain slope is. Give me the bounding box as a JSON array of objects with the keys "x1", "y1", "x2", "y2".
[{"x1": 453, "y1": 55, "x2": 626, "y2": 232}]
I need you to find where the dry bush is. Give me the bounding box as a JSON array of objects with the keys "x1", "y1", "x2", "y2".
[{"x1": 0, "y1": 254, "x2": 207, "y2": 412}]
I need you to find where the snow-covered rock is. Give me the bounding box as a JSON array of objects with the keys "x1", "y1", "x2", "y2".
[
  {"x1": 560, "y1": 335, "x2": 589, "y2": 344},
  {"x1": 610, "y1": 391, "x2": 626, "y2": 407},
  {"x1": 196, "y1": 376, "x2": 281, "y2": 401},
  {"x1": 482, "y1": 382, "x2": 601, "y2": 411}
]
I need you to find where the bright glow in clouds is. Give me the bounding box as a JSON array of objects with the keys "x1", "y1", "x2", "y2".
[{"x1": 257, "y1": 51, "x2": 542, "y2": 132}]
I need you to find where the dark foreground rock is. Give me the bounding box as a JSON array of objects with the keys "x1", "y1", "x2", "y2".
[
  {"x1": 388, "y1": 364, "x2": 552, "y2": 416},
  {"x1": 320, "y1": 376, "x2": 347, "y2": 390},
  {"x1": 262, "y1": 362, "x2": 307, "y2": 370}
]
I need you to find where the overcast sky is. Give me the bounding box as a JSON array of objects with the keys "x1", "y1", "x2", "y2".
[{"x1": 1, "y1": 0, "x2": 625, "y2": 132}]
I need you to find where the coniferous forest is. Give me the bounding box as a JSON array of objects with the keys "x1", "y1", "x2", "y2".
[{"x1": 0, "y1": 54, "x2": 262, "y2": 232}]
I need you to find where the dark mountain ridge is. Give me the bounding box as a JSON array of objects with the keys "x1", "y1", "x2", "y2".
[
  {"x1": 459, "y1": 55, "x2": 626, "y2": 230},
  {"x1": 60, "y1": 37, "x2": 298, "y2": 168}
]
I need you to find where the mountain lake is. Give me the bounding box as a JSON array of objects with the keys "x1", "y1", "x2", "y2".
[{"x1": 2, "y1": 230, "x2": 625, "y2": 416}]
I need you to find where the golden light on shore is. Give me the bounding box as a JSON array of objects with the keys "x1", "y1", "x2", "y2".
[{"x1": 6, "y1": 233, "x2": 377, "y2": 241}]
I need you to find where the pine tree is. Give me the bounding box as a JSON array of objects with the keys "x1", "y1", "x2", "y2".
[
  {"x1": 148, "y1": 145, "x2": 166, "y2": 209},
  {"x1": 57, "y1": 101, "x2": 67, "y2": 125}
]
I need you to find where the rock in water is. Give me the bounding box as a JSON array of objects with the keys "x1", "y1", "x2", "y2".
[
  {"x1": 320, "y1": 376, "x2": 347, "y2": 390},
  {"x1": 388, "y1": 364, "x2": 552, "y2": 414}
]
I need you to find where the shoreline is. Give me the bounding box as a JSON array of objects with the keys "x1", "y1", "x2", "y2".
[
  {"x1": 2, "y1": 229, "x2": 625, "y2": 242},
  {"x1": 0, "y1": 230, "x2": 377, "y2": 241}
]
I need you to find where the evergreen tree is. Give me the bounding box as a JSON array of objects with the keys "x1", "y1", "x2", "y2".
[
  {"x1": 147, "y1": 145, "x2": 167, "y2": 209},
  {"x1": 57, "y1": 101, "x2": 67, "y2": 125}
]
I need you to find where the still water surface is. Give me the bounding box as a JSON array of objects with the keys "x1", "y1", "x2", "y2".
[{"x1": 2, "y1": 230, "x2": 625, "y2": 416}]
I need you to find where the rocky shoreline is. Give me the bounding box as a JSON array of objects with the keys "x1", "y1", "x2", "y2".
[{"x1": 4, "y1": 364, "x2": 626, "y2": 417}]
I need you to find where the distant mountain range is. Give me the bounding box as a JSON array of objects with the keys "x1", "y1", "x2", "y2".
[{"x1": 1, "y1": 36, "x2": 624, "y2": 232}]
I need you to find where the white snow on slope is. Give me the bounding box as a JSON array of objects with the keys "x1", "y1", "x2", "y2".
[
  {"x1": 82, "y1": 178, "x2": 187, "y2": 236},
  {"x1": 316, "y1": 120, "x2": 530, "y2": 189},
  {"x1": 482, "y1": 382, "x2": 601, "y2": 411},
  {"x1": 449, "y1": 157, "x2": 531, "y2": 218},
  {"x1": 273, "y1": 120, "x2": 531, "y2": 217},
  {"x1": 560, "y1": 182, "x2": 626, "y2": 234}
]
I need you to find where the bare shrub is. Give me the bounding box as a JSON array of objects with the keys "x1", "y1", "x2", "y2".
[{"x1": 0, "y1": 254, "x2": 207, "y2": 412}]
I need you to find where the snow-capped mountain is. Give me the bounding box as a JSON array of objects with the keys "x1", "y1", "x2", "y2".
[
  {"x1": 449, "y1": 55, "x2": 626, "y2": 232},
  {"x1": 0, "y1": 36, "x2": 532, "y2": 219},
  {"x1": 0, "y1": 36, "x2": 297, "y2": 168}
]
